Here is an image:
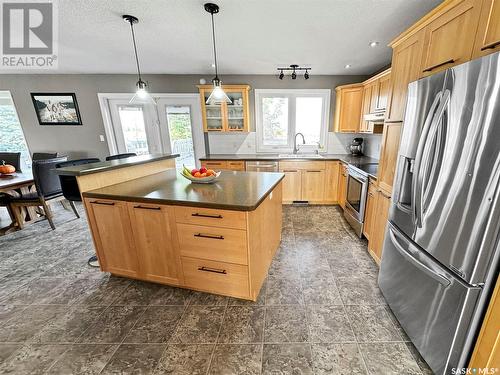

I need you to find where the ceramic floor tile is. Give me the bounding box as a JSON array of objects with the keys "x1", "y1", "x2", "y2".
[
  {"x1": 227, "y1": 280, "x2": 266, "y2": 306},
  {"x1": 111, "y1": 280, "x2": 165, "y2": 306},
  {"x1": 208, "y1": 344, "x2": 261, "y2": 375},
  {"x1": 0, "y1": 305, "x2": 25, "y2": 323},
  {"x1": 218, "y1": 306, "x2": 264, "y2": 343},
  {"x1": 266, "y1": 277, "x2": 304, "y2": 305},
  {"x1": 336, "y1": 275, "x2": 386, "y2": 305},
  {"x1": 264, "y1": 305, "x2": 309, "y2": 343},
  {"x1": 262, "y1": 343, "x2": 313, "y2": 375},
  {"x1": 154, "y1": 344, "x2": 213, "y2": 375},
  {"x1": 405, "y1": 342, "x2": 434, "y2": 375},
  {"x1": 307, "y1": 305, "x2": 356, "y2": 343},
  {"x1": 169, "y1": 306, "x2": 225, "y2": 344},
  {"x1": 0, "y1": 278, "x2": 65, "y2": 305},
  {"x1": 359, "y1": 342, "x2": 423, "y2": 375},
  {"x1": 0, "y1": 344, "x2": 21, "y2": 364},
  {"x1": 302, "y1": 276, "x2": 343, "y2": 305},
  {"x1": 312, "y1": 343, "x2": 368, "y2": 375},
  {"x1": 345, "y1": 305, "x2": 402, "y2": 342},
  {"x1": 123, "y1": 306, "x2": 184, "y2": 343},
  {"x1": 187, "y1": 291, "x2": 229, "y2": 306},
  {"x1": 78, "y1": 306, "x2": 145, "y2": 344},
  {"x1": 0, "y1": 343, "x2": 68, "y2": 375},
  {"x1": 101, "y1": 343, "x2": 165, "y2": 375},
  {"x1": 72, "y1": 276, "x2": 131, "y2": 307},
  {"x1": 48, "y1": 343, "x2": 117, "y2": 375},
  {"x1": 149, "y1": 286, "x2": 193, "y2": 306}
]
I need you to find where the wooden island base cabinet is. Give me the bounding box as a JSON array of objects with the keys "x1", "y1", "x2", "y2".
[{"x1": 83, "y1": 176, "x2": 283, "y2": 301}]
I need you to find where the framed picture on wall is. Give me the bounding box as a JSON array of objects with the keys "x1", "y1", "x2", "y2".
[{"x1": 30, "y1": 93, "x2": 82, "y2": 125}]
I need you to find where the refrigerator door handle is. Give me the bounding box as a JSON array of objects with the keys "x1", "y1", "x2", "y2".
[
  {"x1": 388, "y1": 227, "x2": 451, "y2": 287},
  {"x1": 412, "y1": 91, "x2": 444, "y2": 227}
]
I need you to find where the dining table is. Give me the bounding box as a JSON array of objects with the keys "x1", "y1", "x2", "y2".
[{"x1": 0, "y1": 170, "x2": 37, "y2": 234}]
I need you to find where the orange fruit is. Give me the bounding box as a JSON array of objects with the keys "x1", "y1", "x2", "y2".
[
  {"x1": 207, "y1": 169, "x2": 215, "y2": 175},
  {"x1": 194, "y1": 172, "x2": 201, "y2": 177},
  {"x1": 200, "y1": 173, "x2": 207, "y2": 177}
]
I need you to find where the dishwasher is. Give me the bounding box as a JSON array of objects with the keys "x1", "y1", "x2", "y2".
[{"x1": 245, "y1": 161, "x2": 279, "y2": 172}]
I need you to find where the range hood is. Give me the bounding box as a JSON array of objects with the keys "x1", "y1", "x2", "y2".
[{"x1": 364, "y1": 111, "x2": 385, "y2": 123}]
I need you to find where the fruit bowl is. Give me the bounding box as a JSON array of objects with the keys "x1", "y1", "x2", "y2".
[{"x1": 180, "y1": 165, "x2": 221, "y2": 184}]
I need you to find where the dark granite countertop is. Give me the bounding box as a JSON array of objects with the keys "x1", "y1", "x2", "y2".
[
  {"x1": 199, "y1": 153, "x2": 379, "y2": 165},
  {"x1": 54, "y1": 153, "x2": 179, "y2": 176},
  {"x1": 82, "y1": 169, "x2": 285, "y2": 211},
  {"x1": 348, "y1": 163, "x2": 379, "y2": 179}
]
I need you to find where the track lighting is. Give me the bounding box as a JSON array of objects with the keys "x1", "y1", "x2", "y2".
[{"x1": 276, "y1": 64, "x2": 311, "y2": 80}]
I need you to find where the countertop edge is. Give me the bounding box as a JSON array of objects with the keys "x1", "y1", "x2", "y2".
[
  {"x1": 55, "y1": 154, "x2": 179, "y2": 176},
  {"x1": 82, "y1": 174, "x2": 285, "y2": 212}
]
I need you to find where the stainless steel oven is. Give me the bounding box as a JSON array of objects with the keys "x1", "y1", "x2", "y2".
[{"x1": 344, "y1": 166, "x2": 368, "y2": 237}]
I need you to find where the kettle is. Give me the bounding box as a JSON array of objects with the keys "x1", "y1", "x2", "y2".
[{"x1": 349, "y1": 138, "x2": 363, "y2": 156}]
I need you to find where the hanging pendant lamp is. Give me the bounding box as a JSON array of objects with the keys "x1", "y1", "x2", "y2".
[
  {"x1": 123, "y1": 15, "x2": 155, "y2": 105},
  {"x1": 204, "y1": 3, "x2": 231, "y2": 105}
]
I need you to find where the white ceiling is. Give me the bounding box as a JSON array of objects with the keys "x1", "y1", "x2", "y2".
[{"x1": 8, "y1": 0, "x2": 441, "y2": 75}]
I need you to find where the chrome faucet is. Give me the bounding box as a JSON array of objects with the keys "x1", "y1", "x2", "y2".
[{"x1": 293, "y1": 133, "x2": 306, "y2": 154}]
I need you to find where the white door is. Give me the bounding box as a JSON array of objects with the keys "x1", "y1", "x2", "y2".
[
  {"x1": 107, "y1": 99, "x2": 161, "y2": 155},
  {"x1": 156, "y1": 96, "x2": 204, "y2": 170}
]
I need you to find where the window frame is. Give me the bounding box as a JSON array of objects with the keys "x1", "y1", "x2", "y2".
[{"x1": 255, "y1": 89, "x2": 331, "y2": 153}]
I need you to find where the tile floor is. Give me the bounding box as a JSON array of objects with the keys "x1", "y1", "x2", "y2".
[{"x1": 0, "y1": 204, "x2": 433, "y2": 374}]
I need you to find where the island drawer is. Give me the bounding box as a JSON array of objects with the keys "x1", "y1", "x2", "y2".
[
  {"x1": 177, "y1": 223, "x2": 248, "y2": 265},
  {"x1": 181, "y1": 257, "x2": 250, "y2": 299},
  {"x1": 174, "y1": 206, "x2": 247, "y2": 230}
]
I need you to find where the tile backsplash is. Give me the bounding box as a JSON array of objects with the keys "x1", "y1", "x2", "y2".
[{"x1": 207, "y1": 131, "x2": 381, "y2": 159}]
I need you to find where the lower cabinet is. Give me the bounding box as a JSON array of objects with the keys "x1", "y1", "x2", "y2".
[
  {"x1": 201, "y1": 160, "x2": 245, "y2": 171},
  {"x1": 338, "y1": 163, "x2": 348, "y2": 208},
  {"x1": 281, "y1": 169, "x2": 302, "y2": 202},
  {"x1": 301, "y1": 170, "x2": 325, "y2": 203},
  {"x1": 128, "y1": 203, "x2": 182, "y2": 285},
  {"x1": 85, "y1": 199, "x2": 140, "y2": 278},
  {"x1": 367, "y1": 189, "x2": 391, "y2": 264},
  {"x1": 362, "y1": 179, "x2": 377, "y2": 240}
]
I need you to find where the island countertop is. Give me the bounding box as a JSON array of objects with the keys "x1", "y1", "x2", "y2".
[
  {"x1": 54, "y1": 153, "x2": 179, "y2": 176},
  {"x1": 82, "y1": 169, "x2": 285, "y2": 211}
]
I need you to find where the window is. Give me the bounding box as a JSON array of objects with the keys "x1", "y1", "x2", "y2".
[
  {"x1": 255, "y1": 89, "x2": 330, "y2": 152},
  {"x1": 0, "y1": 91, "x2": 31, "y2": 168},
  {"x1": 117, "y1": 105, "x2": 149, "y2": 155}
]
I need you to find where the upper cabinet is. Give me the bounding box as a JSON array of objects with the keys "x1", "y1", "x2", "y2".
[
  {"x1": 198, "y1": 85, "x2": 250, "y2": 132},
  {"x1": 360, "y1": 69, "x2": 391, "y2": 133},
  {"x1": 333, "y1": 84, "x2": 363, "y2": 133},
  {"x1": 473, "y1": 0, "x2": 500, "y2": 57},
  {"x1": 420, "y1": 0, "x2": 481, "y2": 77}
]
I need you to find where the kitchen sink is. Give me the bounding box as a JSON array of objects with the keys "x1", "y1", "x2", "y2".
[{"x1": 278, "y1": 154, "x2": 324, "y2": 159}]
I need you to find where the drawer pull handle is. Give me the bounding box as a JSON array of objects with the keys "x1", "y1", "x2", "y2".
[
  {"x1": 194, "y1": 233, "x2": 225, "y2": 240},
  {"x1": 134, "y1": 205, "x2": 161, "y2": 210},
  {"x1": 423, "y1": 59, "x2": 455, "y2": 72},
  {"x1": 306, "y1": 170, "x2": 322, "y2": 173},
  {"x1": 283, "y1": 170, "x2": 298, "y2": 172},
  {"x1": 91, "y1": 201, "x2": 115, "y2": 206},
  {"x1": 198, "y1": 266, "x2": 227, "y2": 274},
  {"x1": 481, "y1": 40, "x2": 500, "y2": 51},
  {"x1": 191, "y1": 213, "x2": 223, "y2": 219}
]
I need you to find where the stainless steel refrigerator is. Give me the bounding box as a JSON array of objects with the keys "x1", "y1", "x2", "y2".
[{"x1": 378, "y1": 52, "x2": 500, "y2": 375}]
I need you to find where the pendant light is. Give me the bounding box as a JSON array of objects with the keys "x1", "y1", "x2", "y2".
[
  {"x1": 123, "y1": 15, "x2": 155, "y2": 105},
  {"x1": 204, "y1": 3, "x2": 231, "y2": 105}
]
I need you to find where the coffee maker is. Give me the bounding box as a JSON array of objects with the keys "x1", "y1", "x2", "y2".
[{"x1": 349, "y1": 138, "x2": 363, "y2": 155}]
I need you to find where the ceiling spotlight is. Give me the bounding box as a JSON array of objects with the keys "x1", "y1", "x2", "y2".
[
  {"x1": 369, "y1": 41, "x2": 379, "y2": 47},
  {"x1": 276, "y1": 64, "x2": 311, "y2": 80},
  {"x1": 279, "y1": 70, "x2": 284, "y2": 80},
  {"x1": 344, "y1": 64, "x2": 352, "y2": 69},
  {"x1": 291, "y1": 71, "x2": 297, "y2": 79},
  {"x1": 304, "y1": 70, "x2": 309, "y2": 80}
]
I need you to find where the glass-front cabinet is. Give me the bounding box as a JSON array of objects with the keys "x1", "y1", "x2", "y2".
[{"x1": 198, "y1": 84, "x2": 250, "y2": 132}]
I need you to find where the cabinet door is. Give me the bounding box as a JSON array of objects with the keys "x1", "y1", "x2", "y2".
[
  {"x1": 302, "y1": 170, "x2": 325, "y2": 203},
  {"x1": 420, "y1": 0, "x2": 481, "y2": 77},
  {"x1": 85, "y1": 199, "x2": 139, "y2": 278},
  {"x1": 368, "y1": 190, "x2": 391, "y2": 264},
  {"x1": 375, "y1": 73, "x2": 391, "y2": 111},
  {"x1": 128, "y1": 203, "x2": 182, "y2": 285},
  {"x1": 362, "y1": 182, "x2": 377, "y2": 240},
  {"x1": 200, "y1": 89, "x2": 225, "y2": 132},
  {"x1": 338, "y1": 163, "x2": 348, "y2": 208},
  {"x1": 224, "y1": 88, "x2": 250, "y2": 132},
  {"x1": 473, "y1": 0, "x2": 500, "y2": 57},
  {"x1": 360, "y1": 84, "x2": 373, "y2": 133},
  {"x1": 377, "y1": 122, "x2": 403, "y2": 194},
  {"x1": 386, "y1": 30, "x2": 426, "y2": 122},
  {"x1": 226, "y1": 161, "x2": 245, "y2": 171},
  {"x1": 280, "y1": 169, "x2": 302, "y2": 202},
  {"x1": 334, "y1": 85, "x2": 363, "y2": 133},
  {"x1": 324, "y1": 161, "x2": 340, "y2": 203},
  {"x1": 202, "y1": 161, "x2": 228, "y2": 170}
]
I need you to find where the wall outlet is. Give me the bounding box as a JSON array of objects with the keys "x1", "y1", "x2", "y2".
[{"x1": 99, "y1": 135, "x2": 105, "y2": 142}]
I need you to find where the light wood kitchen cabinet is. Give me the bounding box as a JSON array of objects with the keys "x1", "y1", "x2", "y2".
[
  {"x1": 226, "y1": 161, "x2": 245, "y2": 171},
  {"x1": 377, "y1": 122, "x2": 403, "y2": 195},
  {"x1": 420, "y1": 0, "x2": 482, "y2": 77},
  {"x1": 473, "y1": 0, "x2": 500, "y2": 57},
  {"x1": 201, "y1": 160, "x2": 246, "y2": 171},
  {"x1": 469, "y1": 276, "x2": 500, "y2": 369},
  {"x1": 360, "y1": 83, "x2": 375, "y2": 133},
  {"x1": 324, "y1": 161, "x2": 340, "y2": 203},
  {"x1": 85, "y1": 199, "x2": 139, "y2": 278},
  {"x1": 302, "y1": 170, "x2": 326, "y2": 203},
  {"x1": 198, "y1": 85, "x2": 250, "y2": 132},
  {"x1": 333, "y1": 84, "x2": 363, "y2": 133},
  {"x1": 359, "y1": 69, "x2": 391, "y2": 133},
  {"x1": 368, "y1": 189, "x2": 391, "y2": 264},
  {"x1": 128, "y1": 203, "x2": 182, "y2": 285},
  {"x1": 338, "y1": 162, "x2": 348, "y2": 209},
  {"x1": 386, "y1": 30, "x2": 426, "y2": 122},
  {"x1": 362, "y1": 179, "x2": 377, "y2": 241},
  {"x1": 280, "y1": 168, "x2": 302, "y2": 203},
  {"x1": 375, "y1": 72, "x2": 391, "y2": 111}
]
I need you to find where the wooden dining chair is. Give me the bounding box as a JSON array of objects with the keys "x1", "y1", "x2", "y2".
[{"x1": 9, "y1": 156, "x2": 70, "y2": 230}]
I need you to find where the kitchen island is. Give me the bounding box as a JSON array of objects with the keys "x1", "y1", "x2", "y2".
[{"x1": 81, "y1": 169, "x2": 284, "y2": 301}]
